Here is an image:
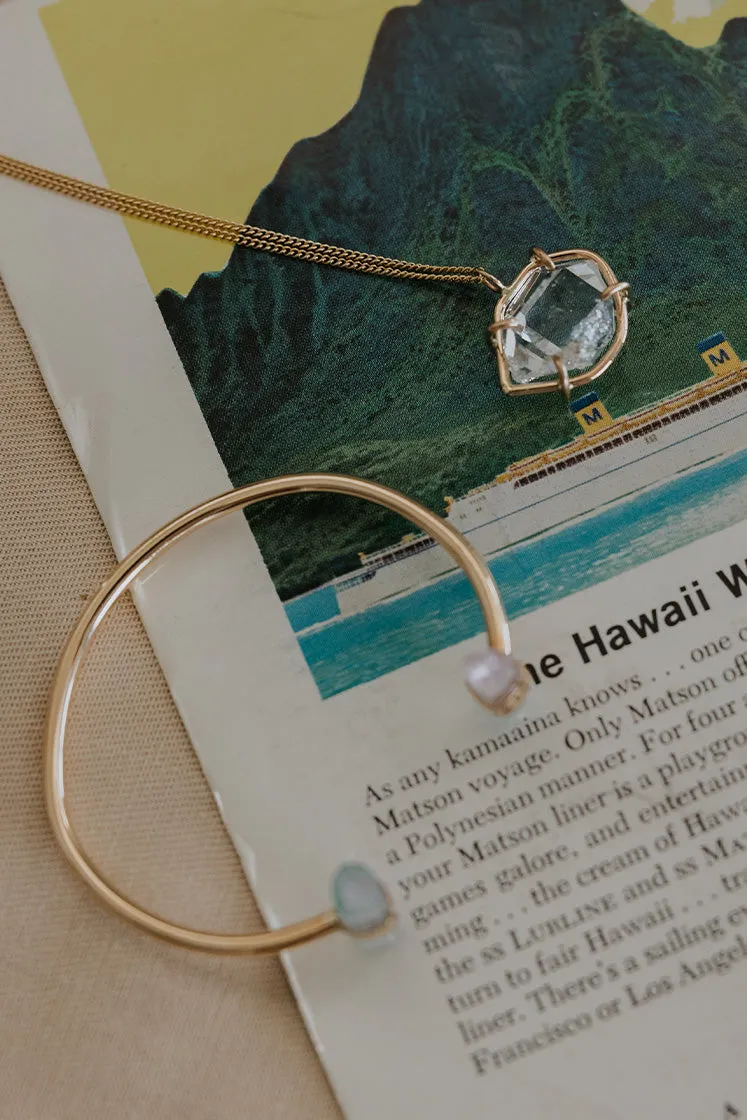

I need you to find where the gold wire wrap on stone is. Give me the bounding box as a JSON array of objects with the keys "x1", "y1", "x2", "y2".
[
  {"x1": 491, "y1": 247, "x2": 630, "y2": 398},
  {"x1": 44, "y1": 473, "x2": 514, "y2": 956}
]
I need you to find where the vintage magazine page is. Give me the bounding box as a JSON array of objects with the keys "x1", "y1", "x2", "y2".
[{"x1": 2, "y1": 0, "x2": 747, "y2": 1115}]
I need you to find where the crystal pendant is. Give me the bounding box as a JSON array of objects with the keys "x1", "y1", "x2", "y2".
[{"x1": 491, "y1": 250, "x2": 628, "y2": 397}]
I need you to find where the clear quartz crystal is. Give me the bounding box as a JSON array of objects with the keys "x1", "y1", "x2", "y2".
[{"x1": 503, "y1": 259, "x2": 614, "y2": 385}]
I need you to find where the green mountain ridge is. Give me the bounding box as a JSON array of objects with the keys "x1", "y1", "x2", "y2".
[{"x1": 158, "y1": 0, "x2": 747, "y2": 599}]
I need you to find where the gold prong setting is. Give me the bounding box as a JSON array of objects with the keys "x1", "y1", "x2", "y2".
[
  {"x1": 488, "y1": 317, "x2": 524, "y2": 339},
  {"x1": 490, "y1": 248, "x2": 630, "y2": 399},
  {"x1": 552, "y1": 354, "x2": 572, "y2": 400},
  {"x1": 530, "y1": 246, "x2": 556, "y2": 271},
  {"x1": 600, "y1": 280, "x2": 631, "y2": 302}
]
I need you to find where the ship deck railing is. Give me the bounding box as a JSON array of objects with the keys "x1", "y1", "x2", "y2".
[{"x1": 459, "y1": 365, "x2": 747, "y2": 499}]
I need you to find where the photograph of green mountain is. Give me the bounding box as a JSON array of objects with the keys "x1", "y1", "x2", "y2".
[{"x1": 155, "y1": 0, "x2": 747, "y2": 696}]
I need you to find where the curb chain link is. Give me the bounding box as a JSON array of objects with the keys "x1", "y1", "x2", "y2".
[{"x1": 0, "y1": 153, "x2": 503, "y2": 292}]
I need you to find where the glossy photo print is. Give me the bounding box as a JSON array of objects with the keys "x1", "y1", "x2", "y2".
[{"x1": 43, "y1": 0, "x2": 747, "y2": 697}]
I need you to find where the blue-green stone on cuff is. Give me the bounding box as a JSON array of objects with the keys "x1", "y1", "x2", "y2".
[{"x1": 331, "y1": 863, "x2": 392, "y2": 935}]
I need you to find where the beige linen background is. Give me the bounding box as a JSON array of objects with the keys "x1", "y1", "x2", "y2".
[{"x1": 0, "y1": 276, "x2": 340, "y2": 1117}]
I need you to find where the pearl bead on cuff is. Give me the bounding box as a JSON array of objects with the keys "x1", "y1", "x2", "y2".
[{"x1": 464, "y1": 649, "x2": 531, "y2": 715}]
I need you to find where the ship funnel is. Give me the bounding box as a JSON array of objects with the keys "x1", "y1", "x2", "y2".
[
  {"x1": 570, "y1": 391, "x2": 613, "y2": 434},
  {"x1": 697, "y1": 332, "x2": 741, "y2": 376}
]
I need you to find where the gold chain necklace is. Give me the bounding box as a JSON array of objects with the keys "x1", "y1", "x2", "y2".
[
  {"x1": 0, "y1": 153, "x2": 501, "y2": 290},
  {"x1": 0, "y1": 152, "x2": 630, "y2": 400}
]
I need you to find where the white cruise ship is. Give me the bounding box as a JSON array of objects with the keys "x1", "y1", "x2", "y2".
[{"x1": 318, "y1": 358, "x2": 747, "y2": 617}]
